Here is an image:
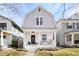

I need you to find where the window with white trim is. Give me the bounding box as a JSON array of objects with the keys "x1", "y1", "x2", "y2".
[
  {"x1": 74, "y1": 34, "x2": 79, "y2": 44},
  {"x1": 40, "y1": 17, "x2": 43, "y2": 25},
  {"x1": 66, "y1": 23, "x2": 73, "y2": 29},
  {"x1": 77, "y1": 23, "x2": 79, "y2": 29},
  {"x1": 36, "y1": 17, "x2": 39, "y2": 25},
  {"x1": 42, "y1": 34, "x2": 47, "y2": 42},
  {"x1": 36, "y1": 17, "x2": 43, "y2": 25},
  {"x1": 0, "y1": 23, "x2": 7, "y2": 30},
  {"x1": 66, "y1": 34, "x2": 72, "y2": 41}
]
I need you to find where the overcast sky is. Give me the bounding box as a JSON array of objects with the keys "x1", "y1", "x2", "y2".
[{"x1": 0, "y1": 3, "x2": 79, "y2": 26}]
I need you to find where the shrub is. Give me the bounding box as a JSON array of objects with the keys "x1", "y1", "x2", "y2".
[
  {"x1": 11, "y1": 39, "x2": 18, "y2": 48},
  {"x1": 35, "y1": 48, "x2": 79, "y2": 56},
  {"x1": 0, "y1": 49, "x2": 26, "y2": 56}
]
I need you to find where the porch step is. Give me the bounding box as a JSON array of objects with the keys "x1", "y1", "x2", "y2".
[
  {"x1": 26, "y1": 48, "x2": 37, "y2": 51},
  {"x1": 26, "y1": 51, "x2": 34, "y2": 56},
  {"x1": 25, "y1": 45, "x2": 38, "y2": 51}
]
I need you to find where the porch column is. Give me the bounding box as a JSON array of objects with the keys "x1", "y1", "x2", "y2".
[
  {"x1": 72, "y1": 33, "x2": 74, "y2": 45},
  {"x1": 0, "y1": 31, "x2": 4, "y2": 48},
  {"x1": 23, "y1": 32, "x2": 27, "y2": 49},
  {"x1": 75, "y1": 22, "x2": 77, "y2": 29},
  {"x1": 54, "y1": 32, "x2": 56, "y2": 47},
  {"x1": 65, "y1": 34, "x2": 67, "y2": 45},
  {"x1": 38, "y1": 32, "x2": 41, "y2": 47}
]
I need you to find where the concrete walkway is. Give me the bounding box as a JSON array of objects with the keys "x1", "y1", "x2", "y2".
[{"x1": 26, "y1": 51, "x2": 35, "y2": 56}]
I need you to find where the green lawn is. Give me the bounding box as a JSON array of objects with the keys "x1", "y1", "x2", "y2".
[
  {"x1": 0, "y1": 49, "x2": 26, "y2": 56},
  {"x1": 35, "y1": 48, "x2": 79, "y2": 56}
]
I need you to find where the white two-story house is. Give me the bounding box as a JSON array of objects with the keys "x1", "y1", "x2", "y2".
[
  {"x1": 57, "y1": 12, "x2": 79, "y2": 47},
  {"x1": 0, "y1": 15, "x2": 24, "y2": 49},
  {"x1": 1, "y1": 5, "x2": 79, "y2": 50},
  {"x1": 22, "y1": 6, "x2": 58, "y2": 51}
]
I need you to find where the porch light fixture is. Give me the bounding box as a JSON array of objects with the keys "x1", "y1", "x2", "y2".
[
  {"x1": 38, "y1": 8, "x2": 41, "y2": 12},
  {"x1": 32, "y1": 31, "x2": 34, "y2": 33}
]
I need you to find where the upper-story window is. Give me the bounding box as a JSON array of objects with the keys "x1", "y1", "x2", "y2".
[
  {"x1": 40, "y1": 17, "x2": 43, "y2": 25},
  {"x1": 66, "y1": 23, "x2": 73, "y2": 29},
  {"x1": 0, "y1": 23, "x2": 7, "y2": 30},
  {"x1": 77, "y1": 23, "x2": 79, "y2": 29},
  {"x1": 73, "y1": 23, "x2": 75, "y2": 29},
  {"x1": 36, "y1": 17, "x2": 43, "y2": 25},
  {"x1": 36, "y1": 17, "x2": 39, "y2": 25}
]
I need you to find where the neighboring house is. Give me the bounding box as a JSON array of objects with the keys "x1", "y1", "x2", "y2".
[
  {"x1": 57, "y1": 12, "x2": 79, "y2": 47},
  {"x1": 0, "y1": 15, "x2": 24, "y2": 49},
  {"x1": 22, "y1": 6, "x2": 58, "y2": 51}
]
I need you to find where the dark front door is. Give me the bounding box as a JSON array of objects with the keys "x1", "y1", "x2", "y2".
[{"x1": 31, "y1": 35, "x2": 36, "y2": 44}]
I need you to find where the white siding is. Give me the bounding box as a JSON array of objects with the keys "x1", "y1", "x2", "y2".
[
  {"x1": 22, "y1": 7, "x2": 56, "y2": 29},
  {"x1": 0, "y1": 19, "x2": 12, "y2": 31},
  {"x1": 0, "y1": 16, "x2": 23, "y2": 48},
  {"x1": 22, "y1": 6, "x2": 57, "y2": 50}
]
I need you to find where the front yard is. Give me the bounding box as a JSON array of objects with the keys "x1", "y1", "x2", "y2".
[
  {"x1": 1, "y1": 48, "x2": 79, "y2": 56},
  {"x1": 34, "y1": 48, "x2": 79, "y2": 56},
  {"x1": 0, "y1": 49, "x2": 27, "y2": 56}
]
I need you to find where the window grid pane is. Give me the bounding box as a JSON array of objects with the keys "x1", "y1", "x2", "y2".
[
  {"x1": 77, "y1": 23, "x2": 79, "y2": 29},
  {"x1": 36, "y1": 17, "x2": 39, "y2": 25},
  {"x1": 42, "y1": 34, "x2": 47, "y2": 42},
  {"x1": 66, "y1": 34, "x2": 72, "y2": 41},
  {"x1": 0, "y1": 23, "x2": 7, "y2": 30},
  {"x1": 40, "y1": 17, "x2": 43, "y2": 25},
  {"x1": 66, "y1": 23, "x2": 72, "y2": 29}
]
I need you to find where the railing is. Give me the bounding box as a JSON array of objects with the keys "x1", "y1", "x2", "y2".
[
  {"x1": 27, "y1": 40, "x2": 53, "y2": 45},
  {"x1": 40, "y1": 40, "x2": 52, "y2": 45},
  {"x1": 27, "y1": 41, "x2": 38, "y2": 45},
  {"x1": 64, "y1": 29, "x2": 79, "y2": 33}
]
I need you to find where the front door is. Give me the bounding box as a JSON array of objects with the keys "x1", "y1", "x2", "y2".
[{"x1": 31, "y1": 35, "x2": 36, "y2": 44}]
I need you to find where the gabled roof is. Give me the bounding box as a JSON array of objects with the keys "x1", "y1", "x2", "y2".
[
  {"x1": 57, "y1": 12, "x2": 79, "y2": 23},
  {"x1": 24, "y1": 5, "x2": 54, "y2": 19},
  {"x1": 68, "y1": 12, "x2": 79, "y2": 19},
  {"x1": 22, "y1": 6, "x2": 57, "y2": 28},
  {"x1": 57, "y1": 19, "x2": 79, "y2": 24},
  {"x1": 0, "y1": 15, "x2": 23, "y2": 33}
]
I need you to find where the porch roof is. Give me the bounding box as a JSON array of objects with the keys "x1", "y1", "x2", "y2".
[
  {"x1": 64, "y1": 30, "x2": 79, "y2": 34},
  {"x1": 0, "y1": 31, "x2": 11, "y2": 35}
]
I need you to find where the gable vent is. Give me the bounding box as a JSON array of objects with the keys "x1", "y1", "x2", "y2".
[{"x1": 38, "y1": 8, "x2": 41, "y2": 12}]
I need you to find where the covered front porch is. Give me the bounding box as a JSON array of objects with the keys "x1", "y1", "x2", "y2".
[
  {"x1": 23, "y1": 29, "x2": 57, "y2": 51},
  {"x1": 65, "y1": 31, "x2": 79, "y2": 47},
  {"x1": 0, "y1": 30, "x2": 11, "y2": 49}
]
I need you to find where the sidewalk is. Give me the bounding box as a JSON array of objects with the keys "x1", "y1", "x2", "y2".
[{"x1": 26, "y1": 51, "x2": 35, "y2": 56}]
